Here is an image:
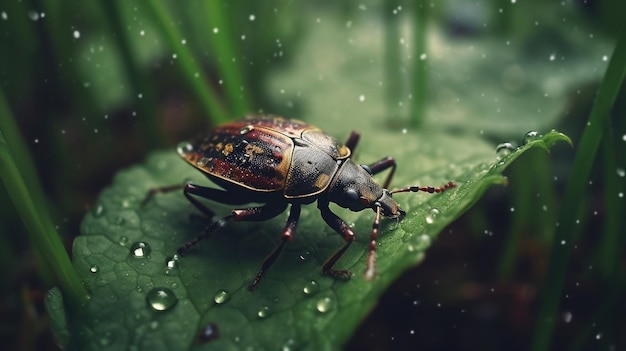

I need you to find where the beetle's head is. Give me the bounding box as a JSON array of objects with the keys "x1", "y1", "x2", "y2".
[
  {"x1": 376, "y1": 189, "x2": 406, "y2": 220},
  {"x1": 329, "y1": 160, "x2": 405, "y2": 220}
]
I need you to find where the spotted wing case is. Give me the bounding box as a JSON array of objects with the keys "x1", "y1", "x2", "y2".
[{"x1": 178, "y1": 116, "x2": 351, "y2": 198}]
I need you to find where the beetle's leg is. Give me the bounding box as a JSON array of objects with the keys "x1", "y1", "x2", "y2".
[
  {"x1": 141, "y1": 184, "x2": 185, "y2": 207},
  {"x1": 177, "y1": 201, "x2": 287, "y2": 257},
  {"x1": 366, "y1": 156, "x2": 397, "y2": 189},
  {"x1": 318, "y1": 200, "x2": 355, "y2": 278},
  {"x1": 249, "y1": 204, "x2": 301, "y2": 290},
  {"x1": 177, "y1": 215, "x2": 234, "y2": 256},
  {"x1": 390, "y1": 181, "x2": 456, "y2": 195},
  {"x1": 364, "y1": 205, "x2": 382, "y2": 280},
  {"x1": 345, "y1": 131, "x2": 360, "y2": 151}
]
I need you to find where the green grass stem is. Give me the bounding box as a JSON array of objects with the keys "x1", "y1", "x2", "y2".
[
  {"x1": 0, "y1": 91, "x2": 88, "y2": 309},
  {"x1": 384, "y1": 0, "x2": 402, "y2": 126},
  {"x1": 99, "y1": 0, "x2": 162, "y2": 148},
  {"x1": 146, "y1": 0, "x2": 230, "y2": 125},
  {"x1": 530, "y1": 24, "x2": 626, "y2": 351},
  {"x1": 202, "y1": 1, "x2": 251, "y2": 116},
  {"x1": 411, "y1": 0, "x2": 428, "y2": 128}
]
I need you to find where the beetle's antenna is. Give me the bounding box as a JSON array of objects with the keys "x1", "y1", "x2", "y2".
[
  {"x1": 364, "y1": 204, "x2": 382, "y2": 280},
  {"x1": 390, "y1": 181, "x2": 456, "y2": 195}
]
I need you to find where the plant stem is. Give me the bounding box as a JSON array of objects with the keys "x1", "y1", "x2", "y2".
[
  {"x1": 146, "y1": 0, "x2": 230, "y2": 125},
  {"x1": 0, "y1": 91, "x2": 88, "y2": 309},
  {"x1": 411, "y1": 0, "x2": 428, "y2": 128},
  {"x1": 203, "y1": 1, "x2": 252, "y2": 116},
  {"x1": 530, "y1": 24, "x2": 626, "y2": 351}
]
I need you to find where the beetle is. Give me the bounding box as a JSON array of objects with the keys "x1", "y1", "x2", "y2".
[{"x1": 144, "y1": 115, "x2": 455, "y2": 289}]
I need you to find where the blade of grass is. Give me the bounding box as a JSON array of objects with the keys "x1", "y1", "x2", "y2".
[
  {"x1": 202, "y1": 1, "x2": 251, "y2": 116},
  {"x1": 0, "y1": 90, "x2": 88, "y2": 309},
  {"x1": 99, "y1": 0, "x2": 162, "y2": 149},
  {"x1": 411, "y1": 0, "x2": 428, "y2": 128},
  {"x1": 497, "y1": 156, "x2": 532, "y2": 280},
  {"x1": 145, "y1": 0, "x2": 230, "y2": 125},
  {"x1": 384, "y1": 0, "x2": 402, "y2": 126},
  {"x1": 530, "y1": 24, "x2": 626, "y2": 351},
  {"x1": 594, "y1": 124, "x2": 624, "y2": 278}
]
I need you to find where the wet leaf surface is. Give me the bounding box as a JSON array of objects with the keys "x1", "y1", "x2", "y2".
[{"x1": 47, "y1": 127, "x2": 570, "y2": 350}]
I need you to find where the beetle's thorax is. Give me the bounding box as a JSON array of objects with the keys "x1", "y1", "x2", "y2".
[{"x1": 327, "y1": 159, "x2": 405, "y2": 219}]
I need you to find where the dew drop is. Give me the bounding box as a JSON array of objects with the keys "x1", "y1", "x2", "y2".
[
  {"x1": 248, "y1": 14, "x2": 256, "y2": 21},
  {"x1": 130, "y1": 242, "x2": 151, "y2": 258},
  {"x1": 73, "y1": 30, "x2": 80, "y2": 39},
  {"x1": 358, "y1": 94, "x2": 365, "y2": 102},
  {"x1": 165, "y1": 254, "x2": 180, "y2": 271},
  {"x1": 214, "y1": 290, "x2": 230, "y2": 304},
  {"x1": 257, "y1": 305, "x2": 271, "y2": 319},
  {"x1": 316, "y1": 296, "x2": 335, "y2": 313},
  {"x1": 562, "y1": 311, "x2": 573, "y2": 323},
  {"x1": 28, "y1": 11, "x2": 40, "y2": 21},
  {"x1": 239, "y1": 125, "x2": 254, "y2": 134},
  {"x1": 92, "y1": 204, "x2": 105, "y2": 217},
  {"x1": 118, "y1": 236, "x2": 128, "y2": 246},
  {"x1": 177, "y1": 141, "x2": 194, "y2": 156},
  {"x1": 522, "y1": 130, "x2": 542, "y2": 144},
  {"x1": 495, "y1": 142, "x2": 515, "y2": 160},
  {"x1": 198, "y1": 322, "x2": 219, "y2": 342},
  {"x1": 146, "y1": 288, "x2": 178, "y2": 311},
  {"x1": 425, "y1": 208, "x2": 440, "y2": 224},
  {"x1": 196, "y1": 157, "x2": 212, "y2": 167},
  {"x1": 281, "y1": 338, "x2": 296, "y2": 351},
  {"x1": 303, "y1": 280, "x2": 319, "y2": 295},
  {"x1": 617, "y1": 168, "x2": 625, "y2": 177},
  {"x1": 90, "y1": 265, "x2": 99, "y2": 273},
  {"x1": 299, "y1": 251, "x2": 311, "y2": 261}
]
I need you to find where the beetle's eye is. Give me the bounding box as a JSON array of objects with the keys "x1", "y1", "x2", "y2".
[{"x1": 345, "y1": 189, "x2": 359, "y2": 203}]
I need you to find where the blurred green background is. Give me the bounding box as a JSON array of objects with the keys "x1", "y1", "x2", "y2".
[{"x1": 1, "y1": 0, "x2": 625, "y2": 350}]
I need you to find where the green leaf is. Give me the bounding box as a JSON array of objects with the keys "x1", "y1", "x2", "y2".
[{"x1": 47, "y1": 126, "x2": 569, "y2": 350}]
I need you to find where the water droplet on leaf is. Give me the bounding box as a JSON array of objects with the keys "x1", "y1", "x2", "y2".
[
  {"x1": 522, "y1": 130, "x2": 542, "y2": 144},
  {"x1": 316, "y1": 296, "x2": 335, "y2": 313},
  {"x1": 303, "y1": 280, "x2": 319, "y2": 295},
  {"x1": 130, "y1": 242, "x2": 151, "y2": 258},
  {"x1": 257, "y1": 305, "x2": 271, "y2": 319},
  {"x1": 165, "y1": 254, "x2": 180, "y2": 273},
  {"x1": 496, "y1": 142, "x2": 515, "y2": 160},
  {"x1": 214, "y1": 290, "x2": 230, "y2": 304},
  {"x1": 92, "y1": 204, "x2": 105, "y2": 217},
  {"x1": 146, "y1": 288, "x2": 177, "y2": 311}
]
